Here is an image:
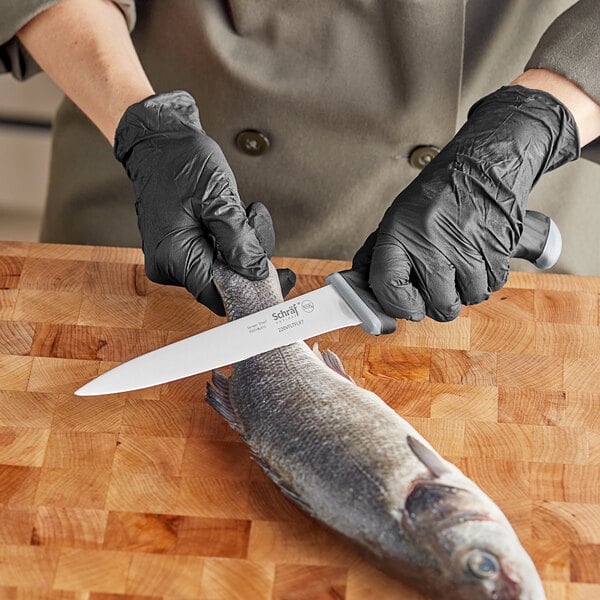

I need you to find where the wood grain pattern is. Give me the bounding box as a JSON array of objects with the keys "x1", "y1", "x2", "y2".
[{"x1": 0, "y1": 243, "x2": 598, "y2": 598}]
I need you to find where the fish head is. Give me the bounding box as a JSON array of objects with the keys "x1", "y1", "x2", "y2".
[{"x1": 400, "y1": 479, "x2": 546, "y2": 600}]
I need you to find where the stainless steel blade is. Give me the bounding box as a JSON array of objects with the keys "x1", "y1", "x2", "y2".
[{"x1": 75, "y1": 285, "x2": 361, "y2": 395}]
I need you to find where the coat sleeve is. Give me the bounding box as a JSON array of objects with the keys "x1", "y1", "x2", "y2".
[
  {"x1": 526, "y1": 0, "x2": 600, "y2": 156},
  {"x1": 526, "y1": 0, "x2": 600, "y2": 105},
  {"x1": 0, "y1": 0, "x2": 137, "y2": 80}
]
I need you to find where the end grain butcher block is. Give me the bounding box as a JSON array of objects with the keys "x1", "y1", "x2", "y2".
[{"x1": 0, "y1": 240, "x2": 599, "y2": 599}]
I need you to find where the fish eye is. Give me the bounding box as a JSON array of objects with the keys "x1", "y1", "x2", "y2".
[{"x1": 466, "y1": 550, "x2": 500, "y2": 579}]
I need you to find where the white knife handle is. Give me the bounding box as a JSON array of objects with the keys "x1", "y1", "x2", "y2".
[{"x1": 326, "y1": 271, "x2": 397, "y2": 335}]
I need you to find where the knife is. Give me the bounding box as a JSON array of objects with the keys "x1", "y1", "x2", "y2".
[{"x1": 76, "y1": 210, "x2": 560, "y2": 396}]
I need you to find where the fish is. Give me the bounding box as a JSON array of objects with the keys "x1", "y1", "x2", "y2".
[{"x1": 207, "y1": 260, "x2": 546, "y2": 600}]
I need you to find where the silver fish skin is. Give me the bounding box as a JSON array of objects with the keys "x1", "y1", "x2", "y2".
[{"x1": 209, "y1": 260, "x2": 545, "y2": 600}]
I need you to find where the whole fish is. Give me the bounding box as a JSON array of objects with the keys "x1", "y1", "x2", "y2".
[{"x1": 208, "y1": 260, "x2": 545, "y2": 600}]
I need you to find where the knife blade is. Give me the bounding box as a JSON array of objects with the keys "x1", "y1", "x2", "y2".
[{"x1": 75, "y1": 210, "x2": 560, "y2": 396}]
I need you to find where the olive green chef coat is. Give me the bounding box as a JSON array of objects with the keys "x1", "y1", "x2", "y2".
[{"x1": 1, "y1": 0, "x2": 599, "y2": 275}]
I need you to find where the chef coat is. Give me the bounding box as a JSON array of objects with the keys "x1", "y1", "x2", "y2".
[{"x1": 1, "y1": 0, "x2": 599, "y2": 275}]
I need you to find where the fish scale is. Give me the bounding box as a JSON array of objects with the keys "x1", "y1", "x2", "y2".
[{"x1": 208, "y1": 259, "x2": 546, "y2": 600}]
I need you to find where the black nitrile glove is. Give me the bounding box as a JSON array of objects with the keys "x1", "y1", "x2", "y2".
[
  {"x1": 354, "y1": 86, "x2": 579, "y2": 322},
  {"x1": 114, "y1": 91, "x2": 295, "y2": 315}
]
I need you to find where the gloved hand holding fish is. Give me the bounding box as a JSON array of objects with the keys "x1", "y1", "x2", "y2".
[
  {"x1": 114, "y1": 91, "x2": 295, "y2": 316},
  {"x1": 203, "y1": 260, "x2": 545, "y2": 600}
]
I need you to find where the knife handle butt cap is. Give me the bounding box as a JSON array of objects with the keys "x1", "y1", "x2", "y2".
[
  {"x1": 326, "y1": 271, "x2": 397, "y2": 335},
  {"x1": 536, "y1": 217, "x2": 562, "y2": 269},
  {"x1": 513, "y1": 210, "x2": 562, "y2": 269}
]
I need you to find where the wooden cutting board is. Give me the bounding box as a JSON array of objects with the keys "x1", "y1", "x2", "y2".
[{"x1": 0, "y1": 240, "x2": 599, "y2": 599}]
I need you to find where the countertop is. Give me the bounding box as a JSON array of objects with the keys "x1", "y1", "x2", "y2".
[{"x1": 0, "y1": 241, "x2": 599, "y2": 599}]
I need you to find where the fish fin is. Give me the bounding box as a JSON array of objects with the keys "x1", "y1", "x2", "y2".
[
  {"x1": 407, "y1": 435, "x2": 452, "y2": 478},
  {"x1": 403, "y1": 481, "x2": 484, "y2": 530},
  {"x1": 206, "y1": 370, "x2": 242, "y2": 434},
  {"x1": 312, "y1": 343, "x2": 355, "y2": 383},
  {"x1": 250, "y1": 450, "x2": 316, "y2": 516}
]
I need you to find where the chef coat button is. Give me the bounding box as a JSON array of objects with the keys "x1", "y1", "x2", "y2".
[
  {"x1": 235, "y1": 130, "x2": 270, "y2": 156},
  {"x1": 409, "y1": 145, "x2": 440, "y2": 169}
]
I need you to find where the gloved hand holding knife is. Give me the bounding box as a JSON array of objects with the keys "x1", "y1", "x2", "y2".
[{"x1": 352, "y1": 85, "x2": 580, "y2": 323}]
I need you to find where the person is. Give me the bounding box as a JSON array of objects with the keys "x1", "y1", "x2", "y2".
[{"x1": 1, "y1": 0, "x2": 599, "y2": 321}]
